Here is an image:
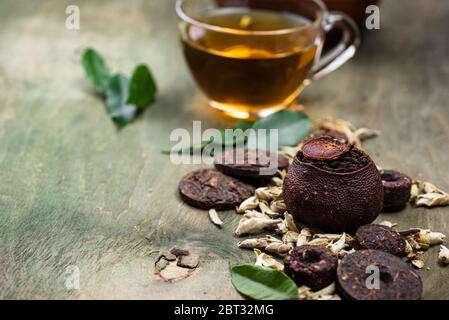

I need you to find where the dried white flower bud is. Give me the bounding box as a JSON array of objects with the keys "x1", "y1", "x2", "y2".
[
  {"x1": 265, "y1": 235, "x2": 283, "y2": 244},
  {"x1": 354, "y1": 127, "x2": 380, "y2": 141},
  {"x1": 297, "y1": 283, "x2": 340, "y2": 300},
  {"x1": 313, "y1": 233, "x2": 345, "y2": 241},
  {"x1": 283, "y1": 231, "x2": 300, "y2": 245},
  {"x1": 270, "y1": 200, "x2": 287, "y2": 214},
  {"x1": 254, "y1": 249, "x2": 284, "y2": 271},
  {"x1": 255, "y1": 187, "x2": 272, "y2": 202},
  {"x1": 319, "y1": 118, "x2": 378, "y2": 149},
  {"x1": 328, "y1": 233, "x2": 348, "y2": 255},
  {"x1": 422, "y1": 182, "x2": 439, "y2": 194},
  {"x1": 438, "y1": 245, "x2": 449, "y2": 265},
  {"x1": 284, "y1": 212, "x2": 299, "y2": 233},
  {"x1": 407, "y1": 237, "x2": 423, "y2": 251},
  {"x1": 276, "y1": 220, "x2": 288, "y2": 234},
  {"x1": 410, "y1": 180, "x2": 420, "y2": 203},
  {"x1": 419, "y1": 229, "x2": 446, "y2": 246},
  {"x1": 243, "y1": 210, "x2": 266, "y2": 219},
  {"x1": 415, "y1": 193, "x2": 449, "y2": 207},
  {"x1": 271, "y1": 177, "x2": 283, "y2": 187},
  {"x1": 238, "y1": 235, "x2": 282, "y2": 250},
  {"x1": 265, "y1": 242, "x2": 292, "y2": 256},
  {"x1": 404, "y1": 239, "x2": 414, "y2": 254},
  {"x1": 307, "y1": 238, "x2": 331, "y2": 247},
  {"x1": 236, "y1": 196, "x2": 259, "y2": 213},
  {"x1": 268, "y1": 186, "x2": 283, "y2": 199},
  {"x1": 259, "y1": 201, "x2": 280, "y2": 218},
  {"x1": 297, "y1": 228, "x2": 312, "y2": 246},
  {"x1": 208, "y1": 209, "x2": 223, "y2": 227},
  {"x1": 410, "y1": 180, "x2": 449, "y2": 207},
  {"x1": 313, "y1": 282, "x2": 336, "y2": 297},
  {"x1": 234, "y1": 217, "x2": 282, "y2": 237},
  {"x1": 379, "y1": 220, "x2": 398, "y2": 229},
  {"x1": 278, "y1": 170, "x2": 287, "y2": 180},
  {"x1": 238, "y1": 238, "x2": 269, "y2": 250}
]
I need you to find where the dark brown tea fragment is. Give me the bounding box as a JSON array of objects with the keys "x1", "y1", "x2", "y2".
[
  {"x1": 381, "y1": 170, "x2": 412, "y2": 210},
  {"x1": 214, "y1": 148, "x2": 289, "y2": 178},
  {"x1": 305, "y1": 131, "x2": 348, "y2": 144},
  {"x1": 353, "y1": 224, "x2": 406, "y2": 256},
  {"x1": 154, "y1": 248, "x2": 199, "y2": 282},
  {"x1": 300, "y1": 146, "x2": 370, "y2": 173},
  {"x1": 170, "y1": 247, "x2": 190, "y2": 257},
  {"x1": 302, "y1": 135, "x2": 350, "y2": 161},
  {"x1": 177, "y1": 255, "x2": 200, "y2": 269},
  {"x1": 161, "y1": 251, "x2": 177, "y2": 261},
  {"x1": 337, "y1": 250, "x2": 422, "y2": 300},
  {"x1": 284, "y1": 245, "x2": 338, "y2": 291},
  {"x1": 179, "y1": 169, "x2": 255, "y2": 210}
]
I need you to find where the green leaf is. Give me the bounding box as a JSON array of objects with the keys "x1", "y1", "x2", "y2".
[
  {"x1": 252, "y1": 110, "x2": 312, "y2": 148},
  {"x1": 105, "y1": 74, "x2": 138, "y2": 127},
  {"x1": 163, "y1": 122, "x2": 252, "y2": 155},
  {"x1": 127, "y1": 64, "x2": 157, "y2": 108},
  {"x1": 215, "y1": 128, "x2": 248, "y2": 147},
  {"x1": 210, "y1": 121, "x2": 253, "y2": 148},
  {"x1": 81, "y1": 48, "x2": 111, "y2": 93},
  {"x1": 161, "y1": 143, "x2": 206, "y2": 155},
  {"x1": 231, "y1": 264, "x2": 298, "y2": 300},
  {"x1": 162, "y1": 110, "x2": 312, "y2": 153},
  {"x1": 233, "y1": 120, "x2": 253, "y2": 131}
]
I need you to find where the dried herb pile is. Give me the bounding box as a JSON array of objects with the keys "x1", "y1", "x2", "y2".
[
  {"x1": 229, "y1": 118, "x2": 449, "y2": 300},
  {"x1": 174, "y1": 116, "x2": 449, "y2": 300}
]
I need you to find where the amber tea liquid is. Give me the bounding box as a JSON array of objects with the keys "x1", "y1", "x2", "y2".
[{"x1": 182, "y1": 8, "x2": 318, "y2": 117}]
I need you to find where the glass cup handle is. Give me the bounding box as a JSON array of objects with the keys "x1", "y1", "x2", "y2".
[{"x1": 311, "y1": 12, "x2": 361, "y2": 81}]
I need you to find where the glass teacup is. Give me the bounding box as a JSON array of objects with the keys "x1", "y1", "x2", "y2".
[{"x1": 177, "y1": 0, "x2": 360, "y2": 119}]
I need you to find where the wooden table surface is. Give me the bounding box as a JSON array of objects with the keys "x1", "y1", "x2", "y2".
[{"x1": 0, "y1": 0, "x2": 448, "y2": 299}]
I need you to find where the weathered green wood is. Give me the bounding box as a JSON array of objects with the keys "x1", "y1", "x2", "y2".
[{"x1": 0, "y1": 0, "x2": 448, "y2": 299}]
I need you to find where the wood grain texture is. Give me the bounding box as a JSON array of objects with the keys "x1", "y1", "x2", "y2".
[{"x1": 0, "y1": 0, "x2": 448, "y2": 299}]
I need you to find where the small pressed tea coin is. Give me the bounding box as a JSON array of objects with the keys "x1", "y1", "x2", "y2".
[
  {"x1": 179, "y1": 169, "x2": 255, "y2": 210},
  {"x1": 353, "y1": 224, "x2": 406, "y2": 256},
  {"x1": 337, "y1": 250, "x2": 422, "y2": 300}
]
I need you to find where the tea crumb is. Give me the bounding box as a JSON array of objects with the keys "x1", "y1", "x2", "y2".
[
  {"x1": 177, "y1": 255, "x2": 200, "y2": 269},
  {"x1": 170, "y1": 247, "x2": 190, "y2": 257}
]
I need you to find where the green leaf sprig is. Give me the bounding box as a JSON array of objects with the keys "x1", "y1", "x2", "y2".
[
  {"x1": 231, "y1": 264, "x2": 298, "y2": 300},
  {"x1": 81, "y1": 48, "x2": 157, "y2": 127},
  {"x1": 163, "y1": 110, "x2": 312, "y2": 154},
  {"x1": 251, "y1": 110, "x2": 312, "y2": 148}
]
